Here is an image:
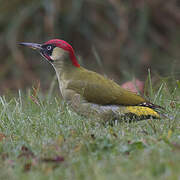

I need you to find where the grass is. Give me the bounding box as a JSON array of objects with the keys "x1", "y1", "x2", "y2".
[{"x1": 0, "y1": 82, "x2": 179, "y2": 180}]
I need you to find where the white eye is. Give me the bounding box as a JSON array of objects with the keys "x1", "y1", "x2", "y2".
[{"x1": 47, "y1": 45, "x2": 52, "y2": 50}]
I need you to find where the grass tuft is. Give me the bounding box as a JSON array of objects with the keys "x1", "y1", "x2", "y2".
[{"x1": 0, "y1": 84, "x2": 179, "y2": 180}]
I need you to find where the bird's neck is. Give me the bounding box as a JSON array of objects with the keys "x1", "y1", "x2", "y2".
[
  {"x1": 52, "y1": 53, "x2": 80, "y2": 94},
  {"x1": 52, "y1": 59, "x2": 76, "y2": 77}
]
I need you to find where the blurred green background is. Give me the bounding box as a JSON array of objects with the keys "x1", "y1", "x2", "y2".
[{"x1": 1, "y1": 0, "x2": 180, "y2": 93}]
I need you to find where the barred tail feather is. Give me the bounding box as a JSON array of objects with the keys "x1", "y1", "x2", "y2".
[{"x1": 138, "y1": 102, "x2": 164, "y2": 110}]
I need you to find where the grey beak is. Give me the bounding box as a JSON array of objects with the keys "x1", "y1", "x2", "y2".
[{"x1": 19, "y1": 42, "x2": 43, "y2": 50}]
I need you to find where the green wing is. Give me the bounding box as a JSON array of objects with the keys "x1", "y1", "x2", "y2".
[{"x1": 67, "y1": 67, "x2": 146, "y2": 105}]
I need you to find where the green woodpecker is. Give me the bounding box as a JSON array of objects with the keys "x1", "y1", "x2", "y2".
[{"x1": 19, "y1": 39, "x2": 163, "y2": 122}]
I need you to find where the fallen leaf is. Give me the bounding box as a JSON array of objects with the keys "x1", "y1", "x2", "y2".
[
  {"x1": 0, "y1": 133, "x2": 6, "y2": 142},
  {"x1": 170, "y1": 101, "x2": 176, "y2": 109},
  {"x1": 121, "y1": 79, "x2": 144, "y2": 94},
  {"x1": 24, "y1": 163, "x2": 31, "y2": 172},
  {"x1": 18, "y1": 146, "x2": 35, "y2": 159},
  {"x1": 42, "y1": 156, "x2": 64, "y2": 163}
]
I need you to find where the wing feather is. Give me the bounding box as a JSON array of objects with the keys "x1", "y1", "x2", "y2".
[{"x1": 67, "y1": 68, "x2": 146, "y2": 105}]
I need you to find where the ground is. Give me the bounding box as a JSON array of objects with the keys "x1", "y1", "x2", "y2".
[{"x1": 0, "y1": 82, "x2": 179, "y2": 180}]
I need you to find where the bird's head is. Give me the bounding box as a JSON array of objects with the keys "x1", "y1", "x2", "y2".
[{"x1": 19, "y1": 39, "x2": 80, "y2": 67}]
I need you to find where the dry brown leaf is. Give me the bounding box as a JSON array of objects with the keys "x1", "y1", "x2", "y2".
[{"x1": 0, "y1": 133, "x2": 6, "y2": 142}]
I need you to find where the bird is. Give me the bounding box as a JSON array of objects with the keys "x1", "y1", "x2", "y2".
[{"x1": 19, "y1": 39, "x2": 164, "y2": 122}]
